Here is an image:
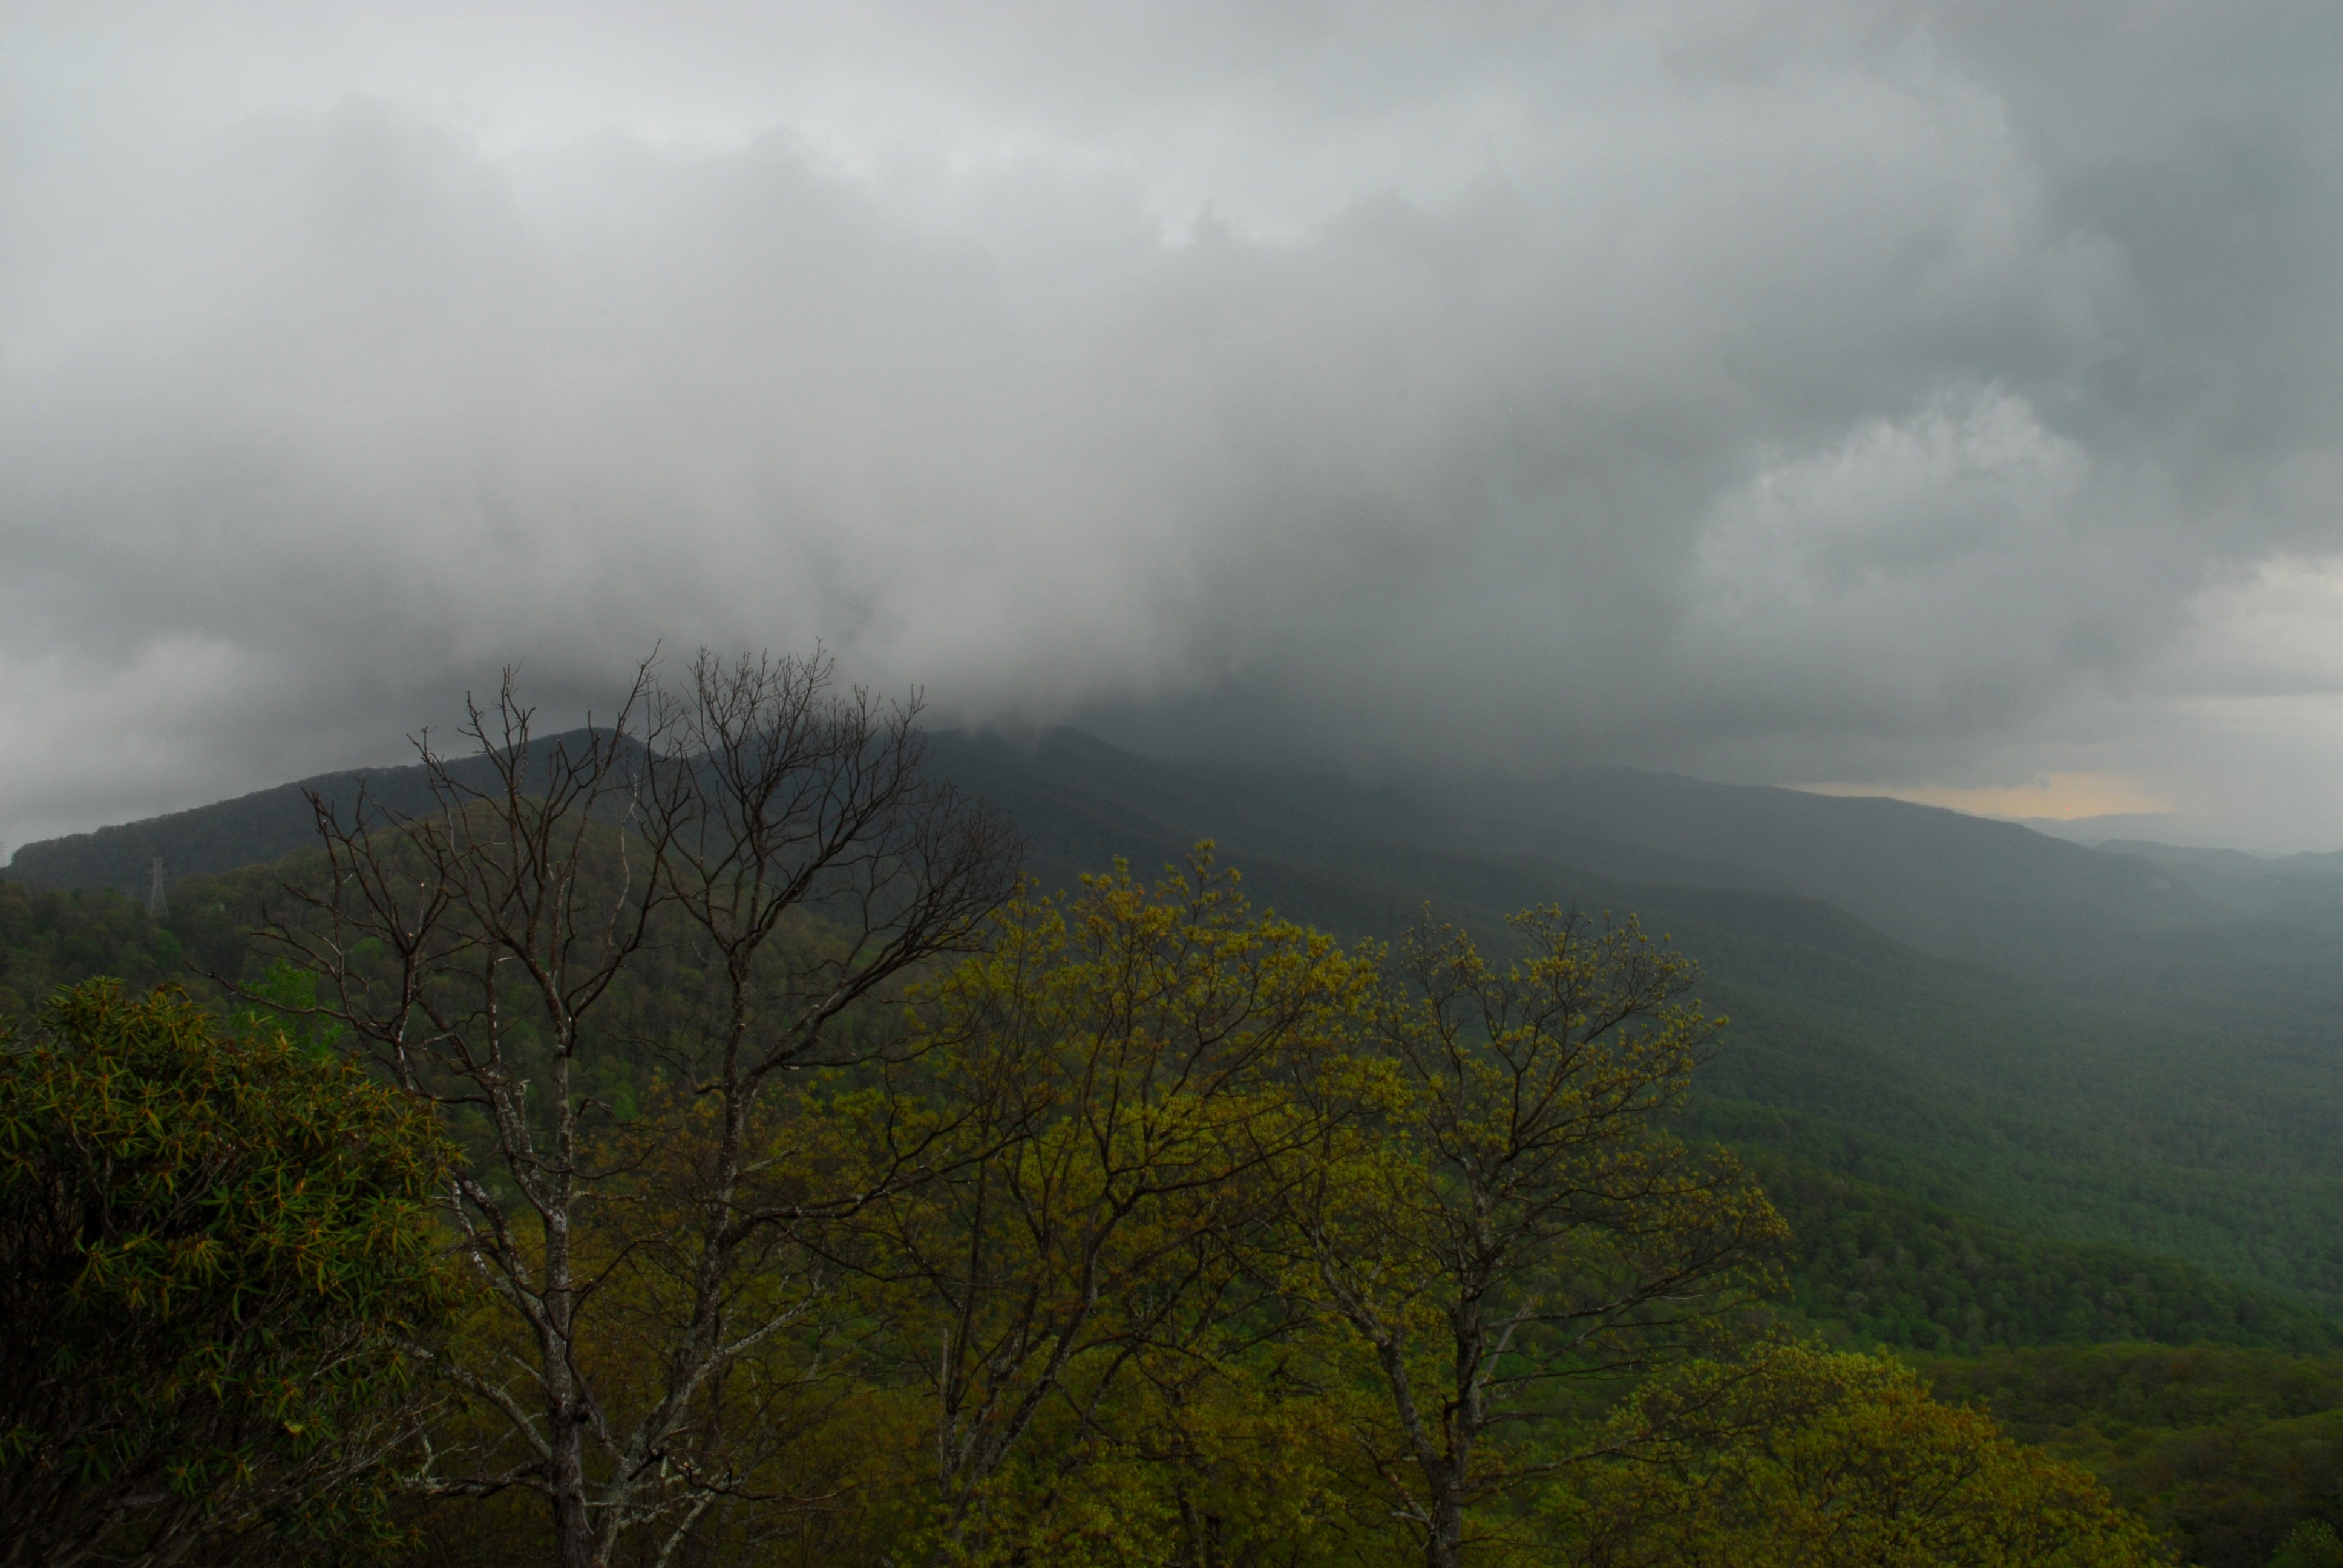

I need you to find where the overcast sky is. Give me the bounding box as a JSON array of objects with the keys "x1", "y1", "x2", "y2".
[{"x1": 5, "y1": 1, "x2": 2342, "y2": 854}]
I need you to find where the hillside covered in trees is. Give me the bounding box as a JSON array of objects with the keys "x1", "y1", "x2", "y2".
[
  {"x1": 7, "y1": 662, "x2": 2343, "y2": 1565},
  {"x1": 22, "y1": 724, "x2": 2343, "y2": 1312}
]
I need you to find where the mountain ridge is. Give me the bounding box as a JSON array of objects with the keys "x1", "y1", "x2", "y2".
[{"x1": 13, "y1": 724, "x2": 2343, "y2": 1315}]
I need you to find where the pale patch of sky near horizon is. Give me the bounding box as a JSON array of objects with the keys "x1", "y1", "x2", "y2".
[
  {"x1": 1798, "y1": 773, "x2": 2176, "y2": 822},
  {"x1": 7, "y1": 2, "x2": 2343, "y2": 854}
]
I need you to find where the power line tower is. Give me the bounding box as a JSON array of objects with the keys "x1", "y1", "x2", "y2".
[{"x1": 146, "y1": 856, "x2": 169, "y2": 919}]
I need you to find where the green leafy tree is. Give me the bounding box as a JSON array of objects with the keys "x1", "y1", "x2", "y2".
[
  {"x1": 0, "y1": 980, "x2": 465, "y2": 1567},
  {"x1": 857, "y1": 851, "x2": 1371, "y2": 1564},
  {"x1": 1280, "y1": 909, "x2": 1785, "y2": 1568},
  {"x1": 2273, "y1": 1520, "x2": 2343, "y2": 1568},
  {"x1": 1555, "y1": 1344, "x2": 2172, "y2": 1567}
]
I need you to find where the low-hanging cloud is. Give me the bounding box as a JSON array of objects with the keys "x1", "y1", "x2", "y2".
[{"x1": 5, "y1": 1, "x2": 2343, "y2": 848}]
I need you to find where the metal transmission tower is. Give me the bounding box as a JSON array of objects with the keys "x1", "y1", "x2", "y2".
[{"x1": 146, "y1": 857, "x2": 168, "y2": 919}]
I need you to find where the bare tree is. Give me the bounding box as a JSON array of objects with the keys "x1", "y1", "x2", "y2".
[{"x1": 249, "y1": 650, "x2": 1019, "y2": 1568}]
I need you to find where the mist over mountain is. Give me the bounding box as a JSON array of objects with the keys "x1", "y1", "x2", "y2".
[
  {"x1": 15, "y1": 10, "x2": 2343, "y2": 1559},
  {"x1": 8, "y1": 2, "x2": 2343, "y2": 853}
]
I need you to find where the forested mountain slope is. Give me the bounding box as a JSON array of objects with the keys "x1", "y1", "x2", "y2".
[
  {"x1": 931, "y1": 731, "x2": 2343, "y2": 1040},
  {"x1": 1922, "y1": 1345, "x2": 2343, "y2": 1567},
  {"x1": 2104, "y1": 837, "x2": 2343, "y2": 932},
  {"x1": 4, "y1": 754, "x2": 509, "y2": 893},
  {"x1": 916, "y1": 733, "x2": 2343, "y2": 1315},
  {"x1": 4, "y1": 724, "x2": 2222, "y2": 952},
  {"x1": 6, "y1": 859, "x2": 2335, "y2": 1371},
  {"x1": 13, "y1": 725, "x2": 2343, "y2": 1315},
  {"x1": 1437, "y1": 768, "x2": 2221, "y2": 981},
  {"x1": 0, "y1": 722, "x2": 2295, "y2": 964}
]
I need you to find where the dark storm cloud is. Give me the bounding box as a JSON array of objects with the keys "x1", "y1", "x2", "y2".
[{"x1": 4, "y1": 2, "x2": 2342, "y2": 846}]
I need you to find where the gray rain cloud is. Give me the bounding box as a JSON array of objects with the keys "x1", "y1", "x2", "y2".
[{"x1": 5, "y1": 2, "x2": 2343, "y2": 848}]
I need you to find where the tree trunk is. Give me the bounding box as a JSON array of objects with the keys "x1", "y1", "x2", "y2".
[
  {"x1": 551, "y1": 1402, "x2": 594, "y2": 1568},
  {"x1": 1424, "y1": 1489, "x2": 1465, "y2": 1568}
]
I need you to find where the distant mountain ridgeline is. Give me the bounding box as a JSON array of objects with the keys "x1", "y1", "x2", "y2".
[
  {"x1": 7, "y1": 767, "x2": 442, "y2": 896},
  {"x1": 937, "y1": 730, "x2": 2343, "y2": 1042},
  {"x1": 16, "y1": 723, "x2": 2335, "y2": 963},
  {"x1": 3, "y1": 742, "x2": 578, "y2": 896},
  {"x1": 12, "y1": 725, "x2": 2343, "y2": 1317},
  {"x1": 2103, "y1": 837, "x2": 2343, "y2": 931}
]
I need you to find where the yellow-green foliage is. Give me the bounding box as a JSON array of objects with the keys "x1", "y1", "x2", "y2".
[
  {"x1": 1274, "y1": 906, "x2": 1785, "y2": 1566},
  {"x1": 2, "y1": 860, "x2": 2189, "y2": 1568},
  {"x1": 0, "y1": 980, "x2": 467, "y2": 1566},
  {"x1": 1550, "y1": 1344, "x2": 2172, "y2": 1566},
  {"x1": 847, "y1": 851, "x2": 1375, "y2": 1564},
  {"x1": 379, "y1": 855, "x2": 2172, "y2": 1567}
]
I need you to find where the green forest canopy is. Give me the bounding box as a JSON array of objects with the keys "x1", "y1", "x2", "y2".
[{"x1": 8, "y1": 699, "x2": 2343, "y2": 1564}]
